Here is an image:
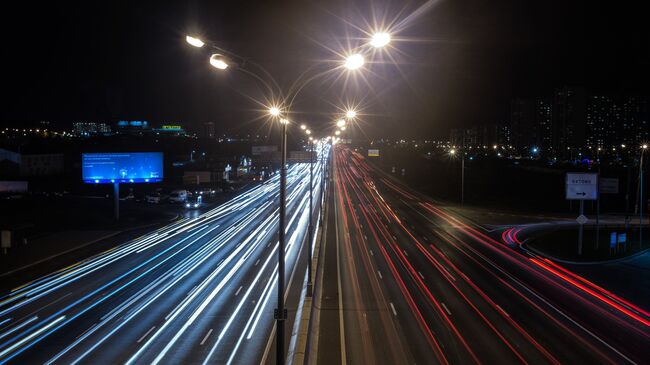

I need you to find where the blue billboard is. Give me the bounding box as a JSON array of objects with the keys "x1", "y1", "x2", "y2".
[{"x1": 82, "y1": 152, "x2": 163, "y2": 183}]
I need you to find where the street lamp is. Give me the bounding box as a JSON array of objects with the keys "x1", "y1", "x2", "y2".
[
  {"x1": 346, "y1": 110, "x2": 357, "y2": 119},
  {"x1": 335, "y1": 130, "x2": 341, "y2": 136},
  {"x1": 269, "y1": 106, "x2": 281, "y2": 117},
  {"x1": 344, "y1": 53, "x2": 365, "y2": 70},
  {"x1": 370, "y1": 32, "x2": 391, "y2": 48},
  {"x1": 340, "y1": 126, "x2": 346, "y2": 131},
  {"x1": 209, "y1": 54, "x2": 228, "y2": 70},
  {"x1": 336, "y1": 119, "x2": 346, "y2": 128},
  {"x1": 185, "y1": 35, "x2": 205, "y2": 48},
  {"x1": 300, "y1": 124, "x2": 307, "y2": 130}
]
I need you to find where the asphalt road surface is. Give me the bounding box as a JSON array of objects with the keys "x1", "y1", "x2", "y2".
[
  {"x1": 0, "y1": 146, "x2": 328, "y2": 365},
  {"x1": 317, "y1": 146, "x2": 650, "y2": 365}
]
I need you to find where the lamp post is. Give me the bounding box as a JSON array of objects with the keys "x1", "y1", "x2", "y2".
[
  {"x1": 450, "y1": 148, "x2": 464, "y2": 205},
  {"x1": 304, "y1": 129, "x2": 314, "y2": 296},
  {"x1": 276, "y1": 116, "x2": 289, "y2": 365},
  {"x1": 637, "y1": 144, "x2": 648, "y2": 248}
]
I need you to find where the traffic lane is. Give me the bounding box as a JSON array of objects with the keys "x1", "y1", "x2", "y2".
[
  {"x1": 2, "y1": 219, "x2": 239, "y2": 364},
  {"x1": 334, "y1": 152, "x2": 420, "y2": 365},
  {"x1": 387, "y1": 196, "x2": 608, "y2": 364},
  {"x1": 420, "y1": 202, "x2": 650, "y2": 363},
  {"x1": 384, "y1": 190, "x2": 646, "y2": 364},
  {"x1": 30, "y1": 183, "x2": 307, "y2": 365},
  {"x1": 0, "y1": 167, "x2": 308, "y2": 362},
  {"x1": 358, "y1": 150, "x2": 649, "y2": 363},
  {"x1": 340, "y1": 162, "x2": 525, "y2": 364},
  {"x1": 0, "y1": 214, "x2": 243, "y2": 352},
  {"x1": 96, "y1": 171, "x2": 316, "y2": 364},
  {"x1": 0, "y1": 172, "x2": 285, "y2": 330}
]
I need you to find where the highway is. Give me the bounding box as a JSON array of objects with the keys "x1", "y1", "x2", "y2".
[
  {"x1": 316, "y1": 146, "x2": 650, "y2": 365},
  {"x1": 0, "y1": 146, "x2": 327, "y2": 365}
]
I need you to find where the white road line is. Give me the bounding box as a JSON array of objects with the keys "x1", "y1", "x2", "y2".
[
  {"x1": 200, "y1": 329, "x2": 213, "y2": 345},
  {"x1": 377, "y1": 270, "x2": 383, "y2": 279},
  {"x1": 496, "y1": 305, "x2": 509, "y2": 317},
  {"x1": 137, "y1": 326, "x2": 156, "y2": 343},
  {"x1": 254, "y1": 259, "x2": 260, "y2": 266},
  {"x1": 389, "y1": 302, "x2": 397, "y2": 316},
  {"x1": 441, "y1": 303, "x2": 451, "y2": 315},
  {"x1": 369, "y1": 249, "x2": 374, "y2": 256},
  {"x1": 418, "y1": 271, "x2": 424, "y2": 279},
  {"x1": 403, "y1": 250, "x2": 409, "y2": 257},
  {"x1": 235, "y1": 286, "x2": 243, "y2": 296},
  {"x1": 76, "y1": 323, "x2": 97, "y2": 339}
]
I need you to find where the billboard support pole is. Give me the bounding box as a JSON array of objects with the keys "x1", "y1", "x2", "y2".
[
  {"x1": 114, "y1": 182, "x2": 120, "y2": 221},
  {"x1": 578, "y1": 200, "x2": 584, "y2": 255}
]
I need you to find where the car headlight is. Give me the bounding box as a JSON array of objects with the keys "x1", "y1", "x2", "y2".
[
  {"x1": 185, "y1": 203, "x2": 191, "y2": 208},
  {"x1": 194, "y1": 203, "x2": 199, "y2": 208}
]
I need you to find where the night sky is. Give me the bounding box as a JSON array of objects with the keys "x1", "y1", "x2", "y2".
[{"x1": 1, "y1": 0, "x2": 648, "y2": 138}]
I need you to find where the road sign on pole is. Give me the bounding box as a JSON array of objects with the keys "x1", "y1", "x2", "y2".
[
  {"x1": 566, "y1": 173, "x2": 598, "y2": 200},
  {"x1": 600, "y1": 178, "x2": 619, "y2": 194}
]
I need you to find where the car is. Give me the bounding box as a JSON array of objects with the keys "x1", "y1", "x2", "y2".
[
  {"x1": 169, "y1": 190, "x2": 188, "y2": 203},
  {"x1": 185, "y1": 195, "x2": 203, "y2": 209},
  {"x1": 145, "y1": 192, "x2": 168, "y2": 204}
]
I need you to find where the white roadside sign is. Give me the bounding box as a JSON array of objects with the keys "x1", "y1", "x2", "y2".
[{"x1": 566, "y1": 173, "x2": 598, "y2": 200}]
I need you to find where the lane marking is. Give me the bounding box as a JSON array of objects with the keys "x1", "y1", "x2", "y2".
[
  {"x1": 377, "y1": 270, "x2": 383, "y2": 279},
  {"x1": 418, "y1": 271, "x2": 424, "y2": 279},
  {"x1": 369, "y1": 249, "x2": 374, "y2": 256},
  {"x1": 389, "y1": 302, "x2": 397, "y2": 316},
  {"x1": 200, "y1": 329, "x2": 213, "y2": 345},
  {"x1": 254, "y1": 259, "x2": 260, "y2": 266},
  {"x1": 496, "y1": 305, "x2": 509, "y2": 317},
  {"x1": 137, "y1": 326, "x2": 156, "y2": 343},
  {"x1": 76, "y1": 323, "x2": 97, "y2": 339},
  {"x1": 403, "y1": 250, "x2": 409, "y2": 257},
  {"x1": 441, "y1": 303, "x2": 451, "y2": 315},
  {"x1": 235, "y1": 286, "x2": 243, "y2": 296}
]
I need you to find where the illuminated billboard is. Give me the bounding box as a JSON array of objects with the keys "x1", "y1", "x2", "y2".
[
  {"x1": 368, "y1": 149, "x2": 380, "y2": 157},
  {"x1": 82, "y1": 152, "x2": 163, "y2": 183}
]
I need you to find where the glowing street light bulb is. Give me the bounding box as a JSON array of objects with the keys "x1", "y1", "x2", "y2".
[
  {"x1": 643, "y1": 144, "x2": 648, "y2": 149},
  {"x1": 280, "y1": 118, "x2": 289, "y2": 125},
  {"x1": 335, "y1": 130, "x2": 341, "y2": 136},
  {"x1": 269, "y1": 107, "x2": 281, "y2": 117},
  {"x1": 209, "y1": 54, "x2": 228, "y2": 70},
  {"x1": 370, "y1": 32, "x2": 391, "y2": 48},
  {"x1": 346, "y1": 110, "x2": 357, "y2": 119},
  {"x1": 309, "y1": 136, "x2": 313, "y2": 141},
  {"x1": 306, "y1": 129, "x2": 311, "y2": 135},
  {"x1": 340, "y1": 126, "x2": 346, "y2": 131},
  {"x1": 300, "y1": 124, "x2": 307, "y2": 130},
  {"x1": 450, "y1": 149, "x2": 456, "y2": 155},
  {"x1": 344, "y1": 54, "x2": 364, "y2": 70},
  {"x1": 186, "y1": 35, "x2": 205, "y2": 48},
  {"x1": 336, "y1": 119, "x2": 346, "y2": 128}
]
